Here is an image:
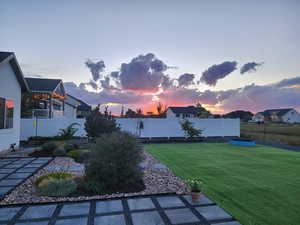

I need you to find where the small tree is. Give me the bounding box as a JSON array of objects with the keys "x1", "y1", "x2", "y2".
[
  {"x1": 58, "y1": 123, "x2": 79, "y2": 139},
  {"x1": 84, "y1": 106, "x2": 119, "y2": 138},
  {"x1": 180, "y1": 119, "x2": 202, "y2": 138}
]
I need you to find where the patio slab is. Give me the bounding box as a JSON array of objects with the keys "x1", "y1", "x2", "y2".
[
  {"x1": 196, "y1": 205, "x2": 232, "y2": 221},
  {"x1": 0, "y1": 157, "x2": 53, "y2": 199},
  {"x1": 0, "y1": 194, "x2": 241, "y2": 225}
]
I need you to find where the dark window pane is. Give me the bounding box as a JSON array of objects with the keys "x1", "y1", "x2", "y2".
[
  {"x1": 0, "y1": 98, "x2": 5, "y2": 129},
  {"x1": 5, "y1": 99, "x2": 14, "y2": 128}
]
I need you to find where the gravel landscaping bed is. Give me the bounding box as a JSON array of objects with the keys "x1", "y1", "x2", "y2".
[{"x1": 0, "y1": 150, "x2": 188, "y2": 205}]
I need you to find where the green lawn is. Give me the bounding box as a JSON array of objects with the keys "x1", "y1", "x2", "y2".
[{"x1": 145, "y1": 143, "x2": 300, "y2": 225}]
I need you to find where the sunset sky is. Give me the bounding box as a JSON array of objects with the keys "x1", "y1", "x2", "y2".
[{"x1": 1, "y1": 0, "x2": 299, "y2": 114}]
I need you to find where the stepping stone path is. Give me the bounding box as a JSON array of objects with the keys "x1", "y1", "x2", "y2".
[
  {"x1": 0, "y1": 194, "x2": 242, "y2": 225},
  {"x1": 0, "y1": 157, "x2": 52, "y2": 199}
]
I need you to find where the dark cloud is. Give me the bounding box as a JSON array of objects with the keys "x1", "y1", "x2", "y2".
[
  {"x1": 274, "y1": 77, "x2": 300, "y2": 88},
  {"x1": 240, "y1": 62, "x2": 263, "y2": 74},
  {"x1": 178, "y1": 73, "x2": 195, "y2": 87},
  {"x1": 115, "y1": 53, "x2": 169, "y2": 92},
  {"x1": 85, "y1": 59, "x2": 105, "y2": 81},
  {"x1": 200, "y1": 61, "x2": 237, "y2": 86},
  {"x1": 88, "y1": 80, "x2": 98, "y2": 90}
]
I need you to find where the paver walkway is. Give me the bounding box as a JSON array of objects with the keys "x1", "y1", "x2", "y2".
[
  {"x1": 0, "y1": 194, "x2": 241, "y2": 225},
  {"x1": 0, "y1": 157, "x2": 53, "y2": 199}
]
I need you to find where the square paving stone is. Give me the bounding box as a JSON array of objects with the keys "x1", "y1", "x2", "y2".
[
  {"x1": 32, "y1": 159, "x2": 51, "y2": 163},
  {"x1": 15, "y1": 221, "x2": 49, "y2": 225},
  {"x1": 183, "y1": 194, "x2": 213, "y2": 205},
  {"x1": 128, "y1": 198, "x2": 155, "y2": 210},
  {"x1": 21, "y1": 205, "x2": 57, "y2": 219},
  {"x1": 156, "y1": 196, "x2": 185, "y2": 208},
  {"x1": 0, "y1": 186, "x2": 13, "y2": 196},
  {"x1": 165, "y1": 208, "x2": 199, "y2": 224},
  {"x1": 59, "y1": 202, "x2": 90, "y2": 216},
  {"x1": 3, "y1": 164, "x2": 21, "y2": 169},
  {"x1": 196, "y1": 205, "x2": 232, "y2": 221},
  {"x1": 213, "y1": 222, "x2": 242, "y2": 225},
  {"x1": 24, "y1": 164, "x2": 44, "y2": 168},
  {"x1": 17, "y1": 168, "x2": 37, "y2": 173},
  {"x1": 96, "y1": 200, "x2": 123, "y2": 213},
  {"x1": 0, "y1": 178, "x2": 23, "y2": 186},
  {"x1": 7, "y1": 172, "x2": 32, "y2": 179},
  {"x1": 94, "y1": 214, "x2": 126, "y2": 225},
  {"x1": 0, "y1": 173, "x2": 8, "y2": 179},
  {"x1": 55, "y1": 217, "x2": 88, "y2": 225},
  {"x1": 0, "y1": 168, "x2": 15, "y2": 173},
  {"x1": 0, "y1": 206, "x2": 21, "y2": 221},
  {"x1": 131, "y1": 211, "x2": 165, "y2": 225}
]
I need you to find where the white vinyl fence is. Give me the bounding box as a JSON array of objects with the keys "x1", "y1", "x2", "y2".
[{"x1": 20, "y1": 118, "x2": 240, "y2": 141}]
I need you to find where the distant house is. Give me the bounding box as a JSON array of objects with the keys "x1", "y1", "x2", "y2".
[
  {"x1": 66, "y1": 94, "x2": 91, "y2": 118},
  {"x1": 253, "y1": 108, "x2": 300, "y2": 123},
  {"x1": 0, "y1": 52, "x2": 29, "y2": 151},
  {"x1": 166, "y1": 106, "x2": 202, "y2": 118},
  {"x1": 23, "y1": 78, "x2": 80, "y2": 118}
]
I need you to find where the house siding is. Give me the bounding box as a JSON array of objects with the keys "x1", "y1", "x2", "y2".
[{"x1": 0, "y1": 62, "x2": 21, "y2": 151}]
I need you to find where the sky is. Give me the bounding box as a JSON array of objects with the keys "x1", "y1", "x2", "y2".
[{"x1": 1, "y1": 0, "x2": 300, "y2": 114}]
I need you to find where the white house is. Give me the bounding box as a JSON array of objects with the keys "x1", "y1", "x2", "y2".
[
  {"x1": 253, "y1": 108, "x2": 300, "y2": 123},
  {"x1": 166, "y1": 106, "x2": 202, "y2": 118},
  {"x1": 24, "y1": 78, "x2": 80, "y2": 119},
  {"x1": 0, "y1": 52, "x2": 29, "y2": 152}
]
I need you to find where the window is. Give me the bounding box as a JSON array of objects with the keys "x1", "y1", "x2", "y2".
[
  {"x1": 0, "y1": 98, "x2": 14, "y2": 129},
  {"x1": 176, "y1": 113, "x2": 180, "y2": 117}
]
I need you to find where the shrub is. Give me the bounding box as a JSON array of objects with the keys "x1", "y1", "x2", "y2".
[
  {"x1": 37, "y1": 178, "x2": 77, "y2": 197},
  {"x1": 53, "y1": 147, "x2": 66, "y2": 156},
  {"x1": 85, "y1": 131, "x2": 144, "y2": 194},
  {"x1": 84, "y1": 106, "x2": 119, "y2": 138},
  {"x1": 64, "y1": 144, "x2": 75, "y2": 152},
  {"x1": 41, "y1": 142, "x2": 57, "y2": 152},
  {"x1": 58, "y1": 123, "x2": 80, "y2": 139},
  {"x1": 35, "y1": 172, "x2": 73, "y2": 186},
  {"x1": 180, "y1": 120, "x2": 202, "y2": 138},
  {"x1": 67, "y1": 149, "x2": 84, "y2": 159}
]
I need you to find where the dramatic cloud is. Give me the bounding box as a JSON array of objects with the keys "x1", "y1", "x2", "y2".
[
  {"x1": 65, "y1": 76, "x2": 300, "y2": 114},
  {"x1": 178, "y1": 73, "x2": 195, "y2": 87},
  {"x1": 200, "y1": 61, "x2": 237, "y2": 86},
  {"x1": 85, "y1": 59, "x2": 105, "y2": 81},
  {"x1": 116, "y1": 53, "x2": 169, "y2": 92},
  {"x1": 240, "y1": 62, "x2": 263, "y2": 74}
]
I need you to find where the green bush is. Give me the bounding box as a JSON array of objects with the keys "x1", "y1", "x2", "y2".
[
  {"x1": 64, "y1": 144, "x2": 75, "y2": 152},
  {"x1": 67, "y1": 149, "x2": 84, "y2": 159},
  {"x1": 41, "y1": 142, "x2": 57, "y2": 152},
  {"x1": 37, "y1": 178, "x2": 77, "y2": 197},
  {"x1": 35, "y1": 172, "x2": 73, "y2": 186},
  {"x1": 53, "y1": 147, "x2": 66, "y2": 156},
  {"x1": 85, "y1": 131, "x2": 144, "y2": 194}
]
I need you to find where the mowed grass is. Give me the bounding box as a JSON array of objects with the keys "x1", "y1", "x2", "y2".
[{"x1": 145, "y1": 143, "x2": 300, "y2": 225}]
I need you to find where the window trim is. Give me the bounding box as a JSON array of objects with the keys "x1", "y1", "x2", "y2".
[{"x1": 0, "y1": 97, "x2": 14, "y2": 130}]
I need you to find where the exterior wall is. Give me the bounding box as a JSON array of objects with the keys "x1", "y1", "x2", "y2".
[
  {"x1": 0, "y1": 62, "x2": 21, "y2": 151},
  {"x1": 166, "y1": 109, "x2": 176, "y2": 118},
  {"x1": 64, "y1": 104, "x2": 76, "y2": 118},
  {"x1": 20, "y1": 118, "x2": 240, "y2": 140},
  {"x1": 282, "y1": 109, "x2": 300, "y2": 123}
]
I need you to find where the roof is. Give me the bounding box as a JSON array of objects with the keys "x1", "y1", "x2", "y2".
[
  {"x1": 0, "y1": 52, "x2": 29, "y2": 92},
  {"x1": 25, "y1": 77, "x2": 63, "y2": 93},
  {"x1": 168, "y1": 106, "x2": 202, "y2": 115},
  {"x1": 67, "y1": 94, "x2": 91, "y2": 111},
  {"x1": 258, "y1": 108, "x2": 293, "y2": 117}
]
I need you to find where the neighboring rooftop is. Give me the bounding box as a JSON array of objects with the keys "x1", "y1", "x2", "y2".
[
  {"x1": 258, "y1": 108, "x2": 294, "y2": 116},
  {"x1": 25, "y1": 77, "x2": 62, "y2": 93},
  {"x1": 67, "y1": 94, "x2": 91, "y2": 111},
  {"x1": 168, "y1": 106, "x2": 202, "y2": 115}
]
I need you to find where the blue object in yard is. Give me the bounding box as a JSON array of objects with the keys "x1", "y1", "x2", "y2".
[{"x1": 229, "y1": 139, "x2": 256, "y2": 146}]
